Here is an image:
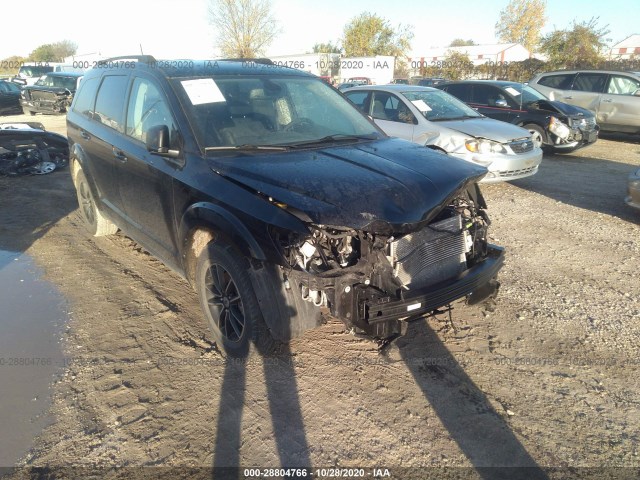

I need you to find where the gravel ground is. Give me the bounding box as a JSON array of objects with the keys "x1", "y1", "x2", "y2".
[{"x1": 1, "y1": 112, "x2": 639, "y2": 479}]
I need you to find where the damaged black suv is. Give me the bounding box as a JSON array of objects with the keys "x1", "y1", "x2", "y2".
[{"x1": 67, "y1": 56, "x2": 504, "y2": 357}]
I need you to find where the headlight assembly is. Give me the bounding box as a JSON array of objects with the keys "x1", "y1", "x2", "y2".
[{"x1": 465, "y1": 139, "x2": 507, "y2": 155}]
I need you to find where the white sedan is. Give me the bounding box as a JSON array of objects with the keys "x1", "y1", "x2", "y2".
[{"x1": 344, "y1": 85, "x2": 543, "y2": 183}]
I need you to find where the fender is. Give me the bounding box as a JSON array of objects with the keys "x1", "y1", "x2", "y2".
[{"x1": 178, "y1": 202, "x2": 269, "y2": 262}]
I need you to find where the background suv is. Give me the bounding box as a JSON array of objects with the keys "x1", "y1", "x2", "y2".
[
  {"x1": 438, "y1": 80, "x2": 598, "y2": 153},
  {"x1": 67, "y1": 56, "x2": 504, "y2": 357},
  {"x1": 529, "y1": 70, "x2": 640, "y2": 134}
]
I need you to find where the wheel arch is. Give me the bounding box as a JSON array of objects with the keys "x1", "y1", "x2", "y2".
[{"x1": 179, "y1": 203, "x2": 267, "y2": 285}]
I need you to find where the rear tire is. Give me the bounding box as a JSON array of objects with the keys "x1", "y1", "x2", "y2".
[
  {"x1": 196, "y1": 240, "x2": 277, "y2": 358},
  {"x1": 73, "y1": 167, "x2": 118, "y2": 236}
]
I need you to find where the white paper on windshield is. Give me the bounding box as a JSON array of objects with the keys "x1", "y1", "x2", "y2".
[
  {"x1": 411, "y1": 100, "x2": 432, "y2": 112},
  {"x1": 181, "y1": 79, "x2": 225, "y2": 105},
  {"x1": 504, "y1": 86, "x2": 521, "y2": 96}
]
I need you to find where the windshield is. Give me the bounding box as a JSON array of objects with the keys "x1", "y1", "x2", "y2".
[
  {"x1": 501, "y1": 84, "x2": 547, "y2": 104},
  {"x1": 401, "y1": 89, "x2": 482, "y2": 121},
  {"x1": 172, "y1": 76, "x2": 381, "y2": 150},
  {"x1": 35, "y1": 75, "x2": 79, "y2": 90},
  {"x1": 18, "y1": 66, "x2": 54, "y2": 78}
]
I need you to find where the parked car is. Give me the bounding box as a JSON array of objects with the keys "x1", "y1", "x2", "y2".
[
  {"x1": 528, "y1": 70, "x2": 640, "y2": 134},
  {"x1": 627, "y1": 168, "x2": 640, "y2": 210},
  {"x1": 343, "y1": 85, "x2": 542, "y2": 183},
  {"x1": 390, "y1": 78, "x2": 409, "y2": 84},
  {"x1": 67, "y1": 55, "x2": 504, "y2": 357},
  {"x1": 11, "y1": 64, "x2": 55, "y2": 86},
  {"x1": 347, "y1": 76, "x2": 372, "y2": 85},
  {"x1": 0, "y1": 80, "x2": 22, "y2": 115},
  {"x1": 20, "y1": 72, "x2": 83, "y2": 115},
  {"x1": 437, "y1": 80, "x2": 599, "y2": 153},
  {"x1": 411, "y1": 77, "x2": 446, "y2": 87},
  {"x1": 337, "y1": 82, "x2": 364, "y2": 91}
]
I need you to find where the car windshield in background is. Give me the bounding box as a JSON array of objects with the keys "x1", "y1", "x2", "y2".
[
  {"x1": 35, "y1": 75, "x2": 78, "y2": 90},
  {"x1": 501, "y1": 84, "x2": 547, "y2": 104},
  {"x1": 18, "y1": 66, "x2": 53, "y2": 77},
  {"x1": 173, "y1": 76, "x2": 381, "y2": 150},
  {"x1": 401, "y1": 90, "x2": 482, "y2": 121}
]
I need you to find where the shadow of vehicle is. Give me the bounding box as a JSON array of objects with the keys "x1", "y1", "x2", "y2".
[
  {"x1": 598, "y1": 132, "x2": 640, "y2": 145},
  {"x1": 508, "y1": 153, "x2": 639, "y2": 225},
  {"x1": 395, "y1": 319, "x2": 549, "y2": 480},
  {"x1": 0, "y1": 172, "x2": 76, "y2": 261}
]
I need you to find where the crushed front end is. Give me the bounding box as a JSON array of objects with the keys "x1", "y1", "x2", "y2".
[{"x1": 277, "y1": 183, "x2": 504, "y2": 341}]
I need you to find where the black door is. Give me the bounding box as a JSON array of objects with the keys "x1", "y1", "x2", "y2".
[{"x1": 471, "y1": 84, "x2": 514, "y2": 123}]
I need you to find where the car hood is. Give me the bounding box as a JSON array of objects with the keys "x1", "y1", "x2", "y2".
[
  {"x1": 532, "y1": 99, "x2": 594, "y2": 118},
  {"x1": 208, "y1": 138, "x2": 487, "y2": 233},
  {"x1": 439, "y1": 116, "x2": 531, "y2": 142}
]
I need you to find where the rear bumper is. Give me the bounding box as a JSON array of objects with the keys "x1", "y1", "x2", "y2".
[{"x1": 338, "y1": 245, "x2": 505, "y2": 338}]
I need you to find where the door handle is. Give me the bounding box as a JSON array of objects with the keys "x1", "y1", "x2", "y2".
[
  {"x1": 80, "y1": 130, "x2": 91, "y2": 140},
  {"x1": 112, "y1": 147, "x2": 128, "y2": 163}
]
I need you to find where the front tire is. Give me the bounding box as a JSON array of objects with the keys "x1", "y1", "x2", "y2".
[
  {"x1": 524, "y1": 123, "x2": 546, "y2": 149},
  {"x1": 73, "y1": 167, "x2": 118, "y2": 236},
  {"x1": 196, "y1": 241, "x2": 276, "y2": 358}
]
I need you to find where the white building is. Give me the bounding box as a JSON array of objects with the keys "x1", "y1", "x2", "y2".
[
  {"x1": 409, "y1": 43, "x2": 534, "y2": 76},
  {"x1": 608, "y1": 34, "x2": 640, "y2": 59}
]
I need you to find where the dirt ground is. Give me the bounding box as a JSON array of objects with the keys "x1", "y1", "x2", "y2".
[{"x1": 1, "y1": 113, "x2": 639, "y2": 479}]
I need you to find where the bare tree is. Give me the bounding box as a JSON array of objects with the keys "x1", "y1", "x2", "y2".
[{"x1": 208, "y1": 0, "x2": 279, "y2": 58}]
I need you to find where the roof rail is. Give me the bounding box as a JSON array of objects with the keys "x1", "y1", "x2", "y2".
[
  {"x1": 99, "y1": 55, "x2": 157, "y2": 64},
  {"x1": 220, "y1": 58, "x2": 274, "y2": 65}
]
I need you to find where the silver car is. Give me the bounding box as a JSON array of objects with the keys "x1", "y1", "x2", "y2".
[
  {"x1": 344, "y1": 85, "x2": 542, "y2": 183},
  {"x1": 529, "y1": 70, "x2": 640, "y2": 134}
]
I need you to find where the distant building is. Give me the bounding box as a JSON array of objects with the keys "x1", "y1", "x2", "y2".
[
  {"x1": 408, "y1": 43, "x2": 536, "y2": 76},
  {"x1": 608, "y1": 34, "x2": 640, "y2": 59}
]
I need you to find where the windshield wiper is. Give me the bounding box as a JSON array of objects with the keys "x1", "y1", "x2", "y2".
[
  {"x1": 205, "y1": 144, "x2": 291, "y2": 152},
  {"x1": 430, "y1": 115, "x2": 480, "y2": 122},
  {"x1": 284, "y1": 133, "x2": 378, "y2": 148}
]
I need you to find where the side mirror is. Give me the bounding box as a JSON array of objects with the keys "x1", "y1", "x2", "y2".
[
  {"x1": 494, "y1": 98, "x2": 508, "y2": 108},
  {"x1": 145, "y1": 124, "x2": 180, "y2": 159}
]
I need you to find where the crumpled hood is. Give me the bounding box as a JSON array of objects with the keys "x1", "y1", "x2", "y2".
[
  {"x1": 209, "y1": 138, "x2": 487, "y2": 232},
  {"x1": 533, "y1": 99, "x2": 594, "y2": 118},
  {"x1": 439, "y1": 117, "x2": 532, "y2": 143}
]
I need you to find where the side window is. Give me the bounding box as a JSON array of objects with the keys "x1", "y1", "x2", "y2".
[
  {"x1": 371, "y1": 92, "x2": 415, "y2": 124},
  {"x1": 607, "y1": 75, "x2": 640, "y2": 95},
  {"x1": 125, "y1": 77, "x2": 178, "y2": 147},
  {"x1": 537, "y1": 74, "x2": 575, "y2": 89},
  {"x1": 442, "y1": 84, "x2": 471, "y2": 102},
  {"x1": 572, "y1": 73, "x2": 607, "y2": 93},
  {"x1": 472, "y1": 85, "x2": 501, "y2": 106},
  {"x1": 71, "y1": 76, "x2": 100, "y2": 118},
  {"x1": 0, "y1": 83, "x2": 8, "y2": 93},
  {"x1": 345, "y1": 91, "x2": 370, "y2": 114},
  {"x1": 94, "y1": 75, "x2": 129, "y2": 132}
]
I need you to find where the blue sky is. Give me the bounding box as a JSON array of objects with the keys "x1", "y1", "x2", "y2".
[{"x1": 1, "y1": 0, "x2": 637, "y2": 60}]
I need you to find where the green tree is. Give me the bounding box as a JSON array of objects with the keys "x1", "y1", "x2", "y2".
[
  {"x1": 539, "y1": 17, "x2": 610, "y2": 69},
  {"x1": 28, "y1": 40, "x2": 77, "y2": 62},
  {"x1": 208, "y1": 0, "x2": 279, "y2": 57},
  {"x1": 312, "y1": 42, "x2": 341, "y2": 54},
  {"x1": 495, "y1": 0, "x2": 546, "y2": 53},
  {"x1": 449, "y1": 39, "x2": 476, "y2": 47},
  {"x1": 342, "y1": 12, "x2": 413, "y2": 57}
]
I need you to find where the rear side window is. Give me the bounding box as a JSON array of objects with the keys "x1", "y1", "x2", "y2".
[
  {"x1": 441, "y1": 84, "x2": 471, "y2": 102},
  {"x1": 94, "y1": 75, "x2": 129, "y2": 132},
  {"x1": 71, "y1": 77, "x2": 100, "y2": 118},
  {"x1": 537, "y1": 74, "x2": 575, "y2": 89},
  {"x1": 572, "y1": 73, "x2": 607, "y2": 93}
]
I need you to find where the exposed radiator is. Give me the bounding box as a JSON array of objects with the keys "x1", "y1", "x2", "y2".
[{"x1": 389, "y1": 215, "x2": 467, "y2": 289}]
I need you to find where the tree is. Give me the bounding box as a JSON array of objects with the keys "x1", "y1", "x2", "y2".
[
  {"x1": 342, "y1": 12, "x2": 413, "y2": 57},
  {"x1": 539, "y1": 18, "x2": 610, "y2": 69},
  {"x1": 208, "y1": 0, "x2": 279, "y2": 58},
  {"x1": 312, "y1": 42, "x2": 341, "y2": 54},
  {"x1": 495, "y1": 0, "x2": 546, "y2": 53},
  {"x1": 28, "y1": 40, "x2": 78, "y2": 62},
  {"x1": 449, "y1": 39, "x2": 476, "y2": 47}
]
